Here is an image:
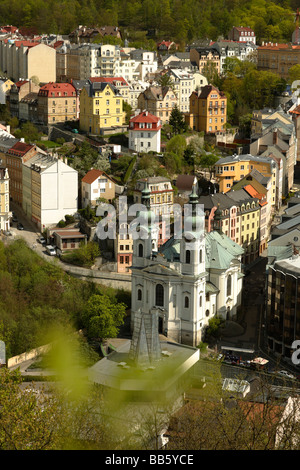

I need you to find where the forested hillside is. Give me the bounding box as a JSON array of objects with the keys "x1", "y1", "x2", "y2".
[{"x1": 0, "y1": 0, "x2": 297, "y2": 45}]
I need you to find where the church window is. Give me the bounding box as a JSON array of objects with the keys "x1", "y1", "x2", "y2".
[
  {"x1": 155, "y1": 284, "x2": 164, "y2": 307},
  {"x1": 205, "y1": 309, "x2": 210, "y2": 317},
  {"x1": 137, "y1": 289, "x2": 142, "y2": 301},
  {"x1": 184, "y1": 296, "x2": 189, "y2": 308},
  {"x1": 138, "y1": 243, "x2": 143, "y2": 257},
  {"x1": 185, "y1": 250, "x2": 191, "y2": 264},
  {"x1": 199, "y1": 249, "x2": 202, "y2": 263},
  {"x1": 199, "y1": 296, "x2": 202, "y2": 307},
  {"x1": 227, "y1": 274, "x2": 232, "y2": 296}
]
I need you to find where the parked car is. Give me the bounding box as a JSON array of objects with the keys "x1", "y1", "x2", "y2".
[
  {"x1": 38, "y1": 236, "x2": 46, "y2": 245},
  {"x1": 46, "y1": 245, "x2": 56, "y2": 256},
  {"x1": 17, "y1": 223, "x2": 24, "y2": 230},
  {"x1": 278, "y1": 370, "x2": 295, "y2": 379}
]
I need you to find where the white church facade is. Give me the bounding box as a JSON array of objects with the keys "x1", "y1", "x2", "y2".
[{"x1": 130, "y1": 184, "x2": 244, "y2": 347}]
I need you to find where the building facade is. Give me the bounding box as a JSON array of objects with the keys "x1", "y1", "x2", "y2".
[
  {"x1": 79, "y1": 80, "x2": 125, "y2": 134},
  {"x1": 129, "y1": 110, "x2": 161, "y2": 153},
  {"x1": 81, "y1": 169, "x2": 116, "y2": 207},
  {"x1": 137, "y1": 85, "x2": 178, "y2": 126},
  {"x1": 0, "y1": 167, "x2": 11, "y2": 231},
  {"x1": 130, "y1": 184, "x2": 244, "y2": 346},
  {"x1": 186, "y1": 85, "x2": 227, "y2": 133},
  {"x1": 37, "y1": 82, "x2": 78, "y2": 125}
]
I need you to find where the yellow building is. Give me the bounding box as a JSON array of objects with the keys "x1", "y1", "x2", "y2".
[
  {"x1": 186, "y1": 85, "x2": 227, "y2": 133},
  {"x1": 0, "y1": 167, "x2": 11, "y2": 231},
  {"x1": 215, "y1": 154, "x2": 276, "y2": 194},
  {"x1": 79, "y1": 79, "x2": 125, "y2": 135}
]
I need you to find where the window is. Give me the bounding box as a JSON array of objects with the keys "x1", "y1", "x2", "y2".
[
  {"x1": 155, "y1": 284, "x2": 164, "y2": 307},
  {"x1": 137, "y1": 289, "x2": 142, "y2": 301},
  {"x1": 185, "y1": 250, "x2": 191, "y2": 264},
  {"x1": 199, "y1": 249, "x2": 202, "y2": 263},
  {"x1": 184, "y1": 296, "x2": 189, "y2": 308},
  {"x1": 138, "y1": 243, "x2": 143, "y2": 257},
  {"x1": 227, "y1": 275, "x2": 232, "y2": 296}
]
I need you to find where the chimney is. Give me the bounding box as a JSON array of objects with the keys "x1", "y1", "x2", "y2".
[{"x1": 273, "y1": 129, "x2": 278, "y2": 145}]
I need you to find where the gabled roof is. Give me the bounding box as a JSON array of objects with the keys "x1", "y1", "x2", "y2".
[
  {"x1": 82, "y1": 169, "x2": 115, "y2": 185},
  {"x1": 130, "y1": 110, "x2": 160, "y2": 124}
]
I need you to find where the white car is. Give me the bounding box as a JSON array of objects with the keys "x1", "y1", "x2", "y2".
[{"x1": 278, "y1": 370, "x2": 295, "y2": 379}]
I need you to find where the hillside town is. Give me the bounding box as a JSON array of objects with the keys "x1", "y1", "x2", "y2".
[{"x1": 1, "y1": 1, "x2": 300, "y2": 452}]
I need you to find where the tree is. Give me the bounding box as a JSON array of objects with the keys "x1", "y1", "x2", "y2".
[
  {"x1": 288, "y1": 65, "x2": 300, "y2": 85},
  {"x1": 0, "y1": 368, "x2": 63, "y2": 450},
  {"x1": 169, "y1": 105, "x2": 188, "y2": 135},
  {"x1": 81, "y1": 294, "x2": 126, "y2": 340},
  {"x1": 196, "y1": 153, "x2": 220, "y2": 179}
]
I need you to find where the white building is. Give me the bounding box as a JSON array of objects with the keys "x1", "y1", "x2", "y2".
[
  {"x1": 165, "y1": 68, "x2": 208, "y2": 112},
  {"x1": 23, "y1": 154, "x2": 78, "y2": 230},
  {"x1": 130, "y1": 184, "x2": 244, "y2": 347},
  {"x1": 129, "y1": 110, "x2": 161, "y2": 153}
]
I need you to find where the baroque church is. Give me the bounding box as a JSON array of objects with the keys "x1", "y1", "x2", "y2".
[{"x1": 130, "y1": 183, "x2": 244, "y2": 347}]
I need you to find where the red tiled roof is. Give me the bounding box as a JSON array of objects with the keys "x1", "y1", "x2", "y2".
[
  {"x1": 89, "y1": 76, "x2": 128, "y2": 86},
  {"x1": 244, "y1": 184, "x2": 267, "y2": 206},
  {"x1": 290, "y1": 105, "x2": 300, "y2": 115},
  {"x1": 233, "y1": 26, "x2": 255, "y2": 32},
  {"x1": 7, "y1": 141, "x2": 34, "y2": 156},
  {"x1": 38, "y1": 82, "x2": 76, "y2": 97},
  {"x1": 15, "y1": 79, "x2": 29, "y2": 88},
  {"x1": 258, "y1": 42, "x2": 300, "y2": 50},
  {"x1": 130, "y1": 111, "x2": 160, "y2": 124},
  {"x1": 82, "y1": 169, "x2": 115, "y2": 185}
]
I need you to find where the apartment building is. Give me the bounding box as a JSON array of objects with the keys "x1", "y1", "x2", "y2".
[
  {"x1": 189, "y1": 48, "x2": 221, "y2": 75},
  {"x1": 257, "y1": 42, "x2": 300, "y2": 79},
  {"x1": 231, "y1": 172, "x2": 273, "y2": 253},
  {"x1": 228, "y1": 26, "x2": 256, "y2": 44},
  {"x1": 250, "y1": 123, "x2": 296, "y2": 196},
  {"x1": 200, "y1": 190, "x2": 261, "y2": 265},
  {"x1": 215, "y1": 153, "x2": 277, "y2": 193},
  {"x1": 186, "y1": 84, "x2": 227, "y2": 133},
  {"x1": 8, "y1": 79, "x2": 40, "y2": 118},
  {"x1": 137, "y1": 85, "x2": 178, "y2": 126},
  {"x1": 0, "y1": 167, "x2": 11, "y2": 231},
  {"x1": 127, "y1": 80, "x2": 148, "y2": 110},
  {"x1": 79, "y1": 80, "x2": 125, "y2": 134},
  {"x1": 266, "y1": 254, "x2": 300, "y2": 359},
  {"x1": 165, "y1": 68, "x2": 208, "y2": 113},
  {"x1": 2, "y1": 141, "x2": 40, "y2": 206},
  {"x1": 22, "y1": 153, "x2": 78, "y2": 230},
  {"x1": 133, "y1": 176, "x2": 174, "y2": 218},
  {"x1": 0, "y1": 39, "x2": 56, "y2": 83},
  {"x1": 37, "y1": 82, "x2": 78, "y2": 125},
  {"x1": 129, "y1": 110, "x2": 161, "y2": 153}
]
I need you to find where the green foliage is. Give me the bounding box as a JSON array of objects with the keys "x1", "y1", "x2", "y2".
[
  {"x1": 0, "y1": 0, "x2": 295, "y2": 46},
  {"x1": 169, "y1": 105, "x2": 188, "y2": 135},
  {"x1": 13, "y1": 121, "x2": 41, "y2": 142},
  {"x1": 205, "y1": 316, "x2": 225, "y2": 343},
  {"x1": 81, "y1": 293, "x2": 127, "y2": 340},
  {"x1": 0, "y1": 239, "x2": 124, "y2": 359},
  {"x1": 60, "y1": 241, "x2": 101, "y2": 267}
]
